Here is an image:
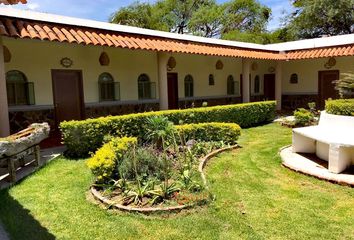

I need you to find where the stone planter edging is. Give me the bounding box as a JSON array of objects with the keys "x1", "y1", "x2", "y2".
[
  {"x1": 198, "y1": 145, "x2": 240, "y2": 189},
  {"x1": 90, "y1": 144, "x2": 239, "y2": 213}
]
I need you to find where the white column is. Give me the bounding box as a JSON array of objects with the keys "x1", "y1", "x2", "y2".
[
  {"x1": 0, "y1": 37, "x2": 10, "y2": 137},
  {"x1": 157, "y1": 52, "x2": 169, "y2": 110},
  {"x1": 242, "y1": 58, "x2": 251, "y2": 103},
  {"x1": 275, "y1": 61, "x2": 282, "y2": 110}
]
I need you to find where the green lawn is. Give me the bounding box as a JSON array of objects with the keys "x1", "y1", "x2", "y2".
[{"x1": 1, "y1": 123, "x2": 353, "y2": 240}]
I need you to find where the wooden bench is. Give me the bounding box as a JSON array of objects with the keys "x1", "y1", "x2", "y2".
[
  {"x1": 292, "y1": 111, "x2": 354, "y2": 174},
  {"x1": 0, "y1": 124, "x2": 49, "y2": 182},
  {"x1": 0, "y1": 145, "x2": 40, "y2": 182}
]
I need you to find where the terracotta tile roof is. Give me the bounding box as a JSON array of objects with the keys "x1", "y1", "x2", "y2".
[
  {"x1": 286, "y1": 45, "x2": 354, "y2": 60},
  {"x1": 0, "y1": 0, "x2": 26, "y2": 4},
  {"x1": 0, "y1": 17, "x2": 284, "y2": 60},
  {"x1": 0, "y1": 16, "x2": 353, "y2": 60}
]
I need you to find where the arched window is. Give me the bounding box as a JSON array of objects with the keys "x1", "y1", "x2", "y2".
[
  {"x1": 227, "y1": 75, "x2": 234, "y2": 95},
  {"x1": 6, "y1": 70, "x2": 34, "y2": 106},
  {"x1": 290, "y1": 73, "x2": 298, "y2": 84},
  {"x1": 209, "y1": 74, "x2": 215, "y2": 86},
  {"x1": 98, "y1": 72, "x2": 119, "y2": 101},
  {"x1": 184, "y1": 74, "x2": 194, "y2": 97},
  {"x1": 254, "y1": 75, "x2": 260, "y2": 94},
  {"x1": 138, "y1": 74, "x2": 154, "y2": 99}
]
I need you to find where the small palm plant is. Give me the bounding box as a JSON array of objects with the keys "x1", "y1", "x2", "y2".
[
  {"x1": 145, "y1": 116, "x2": 179, "y2": 199},
  {"x1": 145, "y1": 116, "x2": 175, "y2": 149}
]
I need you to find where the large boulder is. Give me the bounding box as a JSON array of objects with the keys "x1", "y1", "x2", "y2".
[{"x1": 0, "y1": 123, "x2": 50, "y2": 158}]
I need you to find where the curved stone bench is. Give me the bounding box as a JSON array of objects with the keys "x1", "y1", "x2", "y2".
[
  {"x1": 292, "y1": 111, "x2": 354, "y2": 174},
  {"x1": 280, "y1": 146, "x2": 354, "y2": 186}
]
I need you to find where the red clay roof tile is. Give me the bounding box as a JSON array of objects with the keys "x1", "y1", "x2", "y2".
[
  {"x1": 0, "y1": 0, "x2": 26, "y2": 4},
  {"x1": 1, "y1": 17, "x2": 353, "y2": 60},
  {"x1": 0, "y1": 21, "x2": 8, "y2": 36}
]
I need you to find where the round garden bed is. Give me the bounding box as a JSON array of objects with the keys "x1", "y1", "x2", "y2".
[
  {"x1": 90, "y1": 144, "x2": 239, "y2": 213},
  {"x1": 84, "y1": 116, "x2": 242, "y2": 213}
]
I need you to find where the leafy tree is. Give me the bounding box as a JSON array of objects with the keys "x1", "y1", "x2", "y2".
[
  {"x1": 110, "y1": 2, "x2": 164, "y2": 30},
  {"x1": 285, "y1": 0, "x2": 354, "y2": 39},
  {"x1": 221, "y1": 0, "x2": 271, "y2": 35},
  {"x1": 162, "y1": 0, "x2": 216, "y2": 34},
  {"x1": 188, "y1": 2, "x2": 224, "y2": 37},
  {"x1": 111, "y1": 0, "x2": 215, "y2": 34},
  {"x1": 110, "y1": 0, "x2": 273, "y2": 42}
]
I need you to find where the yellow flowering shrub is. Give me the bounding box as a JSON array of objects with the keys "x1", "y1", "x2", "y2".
[{"x1": 87, "y1": 137, "x2": 137, "y2": 182}]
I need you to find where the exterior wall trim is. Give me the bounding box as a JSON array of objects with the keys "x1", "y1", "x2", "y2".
[
  {"x1": 9, "y1": 105, "x2": 54, "y2": 112},
  {"x1": 179, "y1": 95, "x2": 240, "y2": 101},
  {"x1": 86, "y1": 99, "x2": 159, "y2": 107}
]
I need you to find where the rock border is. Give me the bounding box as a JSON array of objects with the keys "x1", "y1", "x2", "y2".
[
  {"x1": 90, "y1": 144, "x2": 239, "y2": 213},
  {"x1": 280, "y1": 146, "x2": 354, "y2": 187}
]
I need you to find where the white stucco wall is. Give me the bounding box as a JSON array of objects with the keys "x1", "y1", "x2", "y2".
[
  {"x1": 282, "y1": 56, "x2": 354, "y2": 94},
  {"x1": 4, "y1": 37, "x2": 159, "y2": 105},
  {"x1": 172, "y1": 53, "x2": 242, "y2": 98},
  {"x1": 169, "y1": 53, "x2": 274, "y2": 98},
  {"x1": 249, "y1": 60, "x2": 275, "y2": 95},
  {"x1": 3, "y1": 37, "x2": 354, "y2": 107}
]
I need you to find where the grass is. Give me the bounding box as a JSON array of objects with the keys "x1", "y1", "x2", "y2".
[{"x1": 0, "y1": 123, "x2": 353, "y2": 239}]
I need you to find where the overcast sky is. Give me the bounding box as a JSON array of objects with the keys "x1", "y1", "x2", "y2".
[{"x1": 2, "y1": 0, "x2": 293, "y2": 31}]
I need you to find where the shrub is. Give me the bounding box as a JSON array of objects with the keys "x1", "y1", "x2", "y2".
[
  {"x1": 61, "y1": 101, "x2": 275, "y2": 157},
  {"x1": 325, "y1": 99, "x2": 354, "y2": 116},
  {"x1": 176, "y1": 122, "x2": 241, "y2": 144},
  {"x1": 119, "y1": 146, "x2": 164, "y2": 181},
  {"x1": 87, "y1": 137, "x2": 137, "y2": 183},
  {"x1": 294, "y1": 108, "x2": 313, "y2": 126},
  {"x1": 333, "y1": 72, "x2": 354, "y2": 98}
]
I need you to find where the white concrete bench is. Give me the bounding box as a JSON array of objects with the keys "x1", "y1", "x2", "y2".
[{"x1": 292, "y1": 111, "x2": 354, "y2": 174}]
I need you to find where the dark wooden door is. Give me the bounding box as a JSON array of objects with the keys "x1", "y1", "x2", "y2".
[
  {"x1": 264, "y1": 74, "x2": 275, "y2": 100},
  {"x1": 167, "y1": 72, "x2": 179, "y2": 109},
  {"x1": 240, "y1": 74, "x2": 243, "y2": 101},
  {"x1": 318, "y1": 70, "x2": 339, "y2": 108},
  {"x1": 52, "y1": 70, "x2": 85, "y2": 126}
]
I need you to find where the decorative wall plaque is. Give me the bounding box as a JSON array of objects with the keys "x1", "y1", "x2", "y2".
[
  {"x1": 99, "y1": 52, "x2": 110, "y2": 66},
  {"x1": 167, "y1": 57, "x2": 176, "y2": 71},
  {"x1": 324, "y1": 57, "x2": 336, "y2": 69},
  {"x1": 268, "y1": 66, "x2": 275, "y2": 73},
  {"x1": 60, "y1": 57, "x2": 73, "y2": 68},
  {"x1": 3, "y1": 46, "x2": 11, "y2": 63},
  {"x1": 216, "y1": 60, "x2": 223, "y2": 70}
]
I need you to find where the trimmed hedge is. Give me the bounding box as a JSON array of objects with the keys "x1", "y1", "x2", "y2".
[
  {"x1": 325, "y1": 99, "x2": 354, "y2": 116},
  {"x1": 61, "y1": 101, "x2": 275, "y2": 157},
  {"x1": 86, "y1": 137, "x2": 137, "y2": 182},
  {"x1": 87, "y1": 123, "x2": 239, "y2": 183},
  {"x1": 176, "y1": 122, "x2": 241, "y2": 144}
]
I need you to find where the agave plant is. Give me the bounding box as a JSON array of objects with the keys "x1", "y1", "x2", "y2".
[
  {"x1": 149, "y1": 181, "x2": 181, "y2": 202},
  {"x1": 122, "y1": 181, "x2": 153, "y2": 205}
]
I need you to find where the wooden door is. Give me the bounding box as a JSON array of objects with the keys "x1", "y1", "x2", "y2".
[
  {"x1": 264, "y1": 74, "x2": 275, "y2": 100},
  {"x1": 240, "y1": 74, "x2": 243, "y2": 101},
  {"x1": 167, "y1": 72, "x2": 179, "y2": 109},
  {"x1": 52, "y1": 70, "x2": 85, "y2": 126},
  {"x1": 318, "y1": 70, "x2": 339, "y2": 108}
]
